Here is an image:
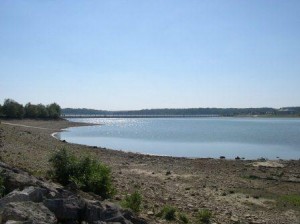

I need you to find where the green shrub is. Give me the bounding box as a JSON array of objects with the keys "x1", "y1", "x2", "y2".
[
  {"x1": 48, "y1": 148, "x2": 77, "y2": 185},
  {"x1": 49, "y1": 148, "x2": 115, "y2": 199},
  {"x1": 179, "y1": 212, "x2": 189, "y2": 223},
  {"x1": 196, "y1": 209, "x2": 212, "y2": 224},
  {"x1": 121, "y1": 191, "x2": 142, "y2": 213},
  {"x1": 157, "y1": 205, "x2": 177, "y2": 221}
]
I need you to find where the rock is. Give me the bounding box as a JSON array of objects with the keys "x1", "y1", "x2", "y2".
[
  {"x1": 2, "y1": 171, "x2": 38, "y2": 192},
  {"x1": 1, "y1": 201, "x2": 56, "y2": 224},
  {"x1": 0, "y1": 187, "x2": 47, "y2": 210},
  {"x1": 122, "y1": 209, "x2": 147, "y2": 224},
  {"x1": 147, "y1": 211, "x2": 154, "y2": 216},
  {"x1": 43, "y1": 196, "x2": 84, "y2": 222},
  {"x1": 114, "y1": 195, "x2": 122, "y2": 201},
  {"x1": 230, "y1": 215, "x2": 240, "y2": 223},
  {"x1": 102, "y1": 202, "x2": 123, "y2": 221},
  {"x1": 83, "y1": 199, "x2": 105, "y2": 223}
]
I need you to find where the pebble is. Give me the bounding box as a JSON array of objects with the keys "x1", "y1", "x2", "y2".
[
  {"x1": 230, "y1": 216, "x2": 239, "y2": 223},
  {"x1": 147, "y1": 211, "x2": 154, "y2": 216}
]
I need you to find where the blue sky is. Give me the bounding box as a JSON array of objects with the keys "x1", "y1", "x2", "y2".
[{"x1": 0, "y1": 1, "x2": 299, "y2": 110}]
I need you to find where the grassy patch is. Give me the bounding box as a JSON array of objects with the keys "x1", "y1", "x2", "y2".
[
  {"x1": 196, "y1": 209, "x2": 212, "y2": 224},
  {"x1": 121, "y1": 191, "x2": 142, "y2": 213},
  {"x1": 278, "y1": 195, "x2": 300, "y2": 208},
  {"x1": 178, "y1": 212, "x2": 189, "y2": 223},
  {"x1": 157, "y1": 205, "x2": 177, "y2": 221},
  {"x1": 157, "y1": 205, "x2": 190, "y2": 223}
]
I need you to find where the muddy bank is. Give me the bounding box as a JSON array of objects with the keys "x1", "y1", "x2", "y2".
[{"x1": 0, "y1": 119, "x2": 299, "y2": 223}]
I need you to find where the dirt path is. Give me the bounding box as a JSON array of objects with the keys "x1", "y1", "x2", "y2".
[
  {"x1": 0, "y1": 119, "x2": 299, "y2": 223},
  {"x1": 1, "y1": 121, "x2": 58, "y2": 130}
]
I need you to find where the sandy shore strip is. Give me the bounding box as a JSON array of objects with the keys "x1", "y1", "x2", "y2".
[{"x1": 0, "y1": 119, "x2": 299, "y2": 223}]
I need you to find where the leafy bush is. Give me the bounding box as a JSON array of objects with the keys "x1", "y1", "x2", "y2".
[
  {"x1": 157, "y1": 205, "x2": 177, "y2": 221},
  {"x1": 121, "y1": 191, "x2": 142, "y2": 213},
  {"x1": 48, "y1": 148, "x2": 77, "y2": 185},
  {"x1": 49, "y1": 148, "x2": 115, "y2": 199},
  {"x1": 196, "y1": 209, "x2": 212, "y2": 224}
]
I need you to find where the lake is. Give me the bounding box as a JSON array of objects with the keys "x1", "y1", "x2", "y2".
[{"x1": 56, "y1": 118, "x2": 300, "y2": 160}]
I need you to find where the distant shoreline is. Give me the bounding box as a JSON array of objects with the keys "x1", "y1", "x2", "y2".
[{"x1": 63, "y1": 114, "x2": 300, "y2": 119}]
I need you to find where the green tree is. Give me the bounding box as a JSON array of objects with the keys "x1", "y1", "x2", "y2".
[
  {"x1": 2, "y1": 99, "x2": 24, "y2": 118},
  {"x1": 24, "y1": 103, "x2": 39, "y2": 118},
  {"x1": 47, "y1": 103, "x2": 61, "y2": 119},
  {"x1": 36, "y1": 104, "x2": 49, "y2": 118}
]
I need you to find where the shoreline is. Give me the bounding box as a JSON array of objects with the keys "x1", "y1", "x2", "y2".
[{"x1": 0, "y1": 119, "x2": 299, "y2": 223}]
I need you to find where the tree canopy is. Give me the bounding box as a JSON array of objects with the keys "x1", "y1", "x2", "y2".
[{"x1": 0, "y1": 99, "x2": 61, "y2": 119}]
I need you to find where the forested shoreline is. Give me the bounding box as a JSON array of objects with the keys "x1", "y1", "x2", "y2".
[
  {"x1": 0, "y1": 99, "x2": 61, "y2": 119},
  {"x1": 1, "y1": 99, "x2": 299, "y2": 119},
  {"x1": 63, "y1": 107, "x2": 300, "y2": 117}
]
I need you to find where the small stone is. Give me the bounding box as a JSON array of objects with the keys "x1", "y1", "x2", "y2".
[
  {"x1": 114, "y1": 195, "x2": 122, "y2": 201},
  {"x1": 147, "y1": 211, "x2": 154, "y2": 216},
  {"x1": 230, "y1": 216, "x2": 239, "y2": 223},
  {"x1": 187, "y1": 203, "x2": 193, "y2": 208}
]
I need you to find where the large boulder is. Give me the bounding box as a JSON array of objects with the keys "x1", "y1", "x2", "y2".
[
  {"x1": 101, "y1": 202, "x2": 132, "y2": 224},
  {"x1": 0, "y1": 162, "x2": 61, "y2": 196},
  {"x1": 1, "y1": 201, "x2": 56, "y2": 224},
  {"x1": 43, "y1": 196, "x2": 85, "y2": 222},
  {"x1": 83, "y1": 199, "x2": 105, "y2": 223},
  {"x1": 0, "y1": 187, "x2": 47, "y2": 211}
]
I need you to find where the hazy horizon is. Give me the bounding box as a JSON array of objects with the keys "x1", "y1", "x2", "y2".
[
  {"x1": 62, "y1": 105, "x2": 300, "y2": 112},
  {"x1": 1, "y1": 1, "x2": 300, "y2": 110}
]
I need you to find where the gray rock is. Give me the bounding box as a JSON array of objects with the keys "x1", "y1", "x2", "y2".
[
  {"x1": 0, "y1": 187, "x2": 47, "y2": 211},
  {"x1": 1, "y1": 201, "x2": 56, "y2": 224},
  {"x1": 43, "y1": 196, "x2": 84, "y2": 222},
  {"x1": 83, "y1": 199, "x2": 105, "y2": 222},
  {"x1": 230, "y1": 215, "x2": 240, "y2": 223},
  {"x1": 102, "y1": 202, "x2": 123, "y2": 220},
  {"x1": 122, "y1": 209, "x2": 147, "y2": 224}
]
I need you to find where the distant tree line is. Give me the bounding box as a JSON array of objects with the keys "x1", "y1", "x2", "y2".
[
  {"x1": 0, "y1": 99, "x2": 61, "y2": 119},
  {"x1": 62, "y1": 107, "x2": 300, "y2": 117}
]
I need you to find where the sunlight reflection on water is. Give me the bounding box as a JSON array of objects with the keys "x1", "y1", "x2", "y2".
[{"x1": 58, "y1": 118, "x2": 300, "y2": 160}]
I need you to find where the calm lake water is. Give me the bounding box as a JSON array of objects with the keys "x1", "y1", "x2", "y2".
[{"x1": 57, "y1": 118, "x2": 300, "y2": 159}]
